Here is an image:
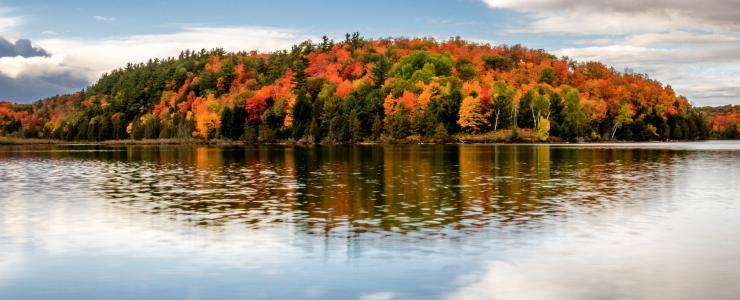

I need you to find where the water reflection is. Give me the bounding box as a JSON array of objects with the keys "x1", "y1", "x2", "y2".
[
  {"x1": 0, "y1": 144, "x2": 694, "y2": 238},
  {"x1": 1, "y1": 143, "x2": 739, "y2": 299}
]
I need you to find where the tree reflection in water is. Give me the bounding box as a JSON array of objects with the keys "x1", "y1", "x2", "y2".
[{"x1": 38, "y1": 144, "x2": 677, "y2": 240}]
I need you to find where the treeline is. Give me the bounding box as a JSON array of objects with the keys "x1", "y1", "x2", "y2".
[
  {"x1": 0, "y1": 34, "x2": 717, "y2": 143},
  {"x1": 697, "y1": 105, "x2": 739, "y2": 139}
]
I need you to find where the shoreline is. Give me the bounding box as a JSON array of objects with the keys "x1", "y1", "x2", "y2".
[{"x1": 1, "y1": 136, "x2": 722, "y2": 146}]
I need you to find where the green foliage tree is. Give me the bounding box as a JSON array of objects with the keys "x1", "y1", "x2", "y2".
[
  {"x1": 611, "y1": 102, "x2": 634, "y2": 140},
  {"x1": 537, "y1": 67, "x2": 556, "y2": 85},
  {"x1": 491, "y1": 81, "x2": 514, "y2": 131},
  {"x1": 560, "y1": 87, "x2": 588, "y2": 141},
  {"x1": 455, "y1": 58, "x2": 478, "y2": 81},
  {"x1": 482, "y1": 55, "x2": 513, "y2": 72},
  {"x1": 372, "y1": 54, "x2": 391, "y2": 88}
]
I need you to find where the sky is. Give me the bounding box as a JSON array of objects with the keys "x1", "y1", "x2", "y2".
[{"x1": 0, "y1": 0, "x2": 738, "y2": 106}]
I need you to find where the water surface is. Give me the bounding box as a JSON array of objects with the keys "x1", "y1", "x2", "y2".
[{"x1": 1, "y1": 142, "x2": 739, "y2": 299}]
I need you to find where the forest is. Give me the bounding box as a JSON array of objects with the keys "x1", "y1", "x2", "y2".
[
  {"x1": 0, "y1": 34, "x2": 735, "y2": 143},
  {"x1": 697, "y1": 105, "x2": 739, "y2": 139}
]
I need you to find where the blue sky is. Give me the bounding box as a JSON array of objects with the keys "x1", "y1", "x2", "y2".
[{"x1": 0, "y1": 0, "x2": 738, "y2": 106}]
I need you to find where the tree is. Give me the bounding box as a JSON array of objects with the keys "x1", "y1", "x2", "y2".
[
  {"x1": 458, "y1": 96, "x2": 488, "y2": 133},
  {"x1": 320, "y1": 35, "x2": 334, "y2": 52},
  {"x1": 291, "y1": 91, "x2": 312, "y2": 139},
  {"x1": 538, "y1": 67, "x2": 556, "y2": 85},
  {"x1": 482, "y1": 55, "x2": 513, "y2": 72},
  {"x1": 372, "y1": 54, "x2": 391, "y2": 88},
  {"x1": 560, "y1": 87, "x2": 588, "y2": 140},
  {"x1": 220, "y1": 107, "x2": 234, "y2": 138},
  {"x1": 348, "y1": 110, "x2": 362, "y2": 141},
  {"x1": 0, "y1": 37, "x2": 711, "y2": 143},
  {"x1": 536, "y1": 116, "x2": 550, "y2": 141},
  {"x1": 291, "y1": 52, "x2": 308, "y2": 90},
  {"x1": 390, "y1": 51, "x2": 453, "y2": 83},
  {"x1": 230, "y1": 104, "x2": 247, "y2": 139},
  {"x1": 611, "y1": 102, "x2": 634, "y2": 140},
  {"x1": 491, "y1": 81, "x2": 514, "y2": 131},
  {"x1": 523, "y1": 87, "x2": 551, "y2": 129},
  {"x1": 371, "y1": 116, "x2": 383, "y2": 140},
  {"x1": 455, "y1": 58, "x2": 478, "y2": 81}
]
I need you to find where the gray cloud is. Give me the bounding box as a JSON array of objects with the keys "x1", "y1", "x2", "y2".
[
  {"x1": 482, "y1": 0, "x2": 740, "y2": 31},
  {"x1": 482, "y1": 0, "x2": 740, "y2": 105},
  {"x1": 0, "y1": 37, "x2": 49, "y2": 58},
  {"x1": 0, "y1": 36, "x2": 83, "y2": 102},
  {"x1": 0, "y1": 72, "x2": 88, "y2": 102}
]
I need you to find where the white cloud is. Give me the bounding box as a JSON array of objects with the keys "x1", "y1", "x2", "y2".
[
  {"x1": 92, "y1": 15, "x2": 116, "y2": 22},
  {"x1": 358, "y1": 292, "x2": 399, "y2": 300},
  {"x1": 35, "y1": 26, "x2": 313, "y2": 82},
  {"x1": 0, "y1": 26, "x2": 314, "y2": 101},
  {"x1": 0, "y1": 55, "x2": 67, "y2": 78}
]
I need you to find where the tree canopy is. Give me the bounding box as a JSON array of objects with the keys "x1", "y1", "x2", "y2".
[{"x1": 0, "y1": 34, "x2": 721, "y2": 142}]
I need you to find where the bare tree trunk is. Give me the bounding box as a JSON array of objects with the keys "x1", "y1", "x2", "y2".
[
  {"x1": 494, "y1": 109, "x2": 500, "y2": 131},
  {"x1": 611, "y1": 123, "x2": 619, "y2": 141}
]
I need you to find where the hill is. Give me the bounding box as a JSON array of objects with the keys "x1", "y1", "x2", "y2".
[{"x1": 0, "y1": 34, "x2": 717, "y2": 143}]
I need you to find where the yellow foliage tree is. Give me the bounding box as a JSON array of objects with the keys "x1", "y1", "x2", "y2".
[
  {"x1": 126, "y1": 122, "x2": 133, "y2": 137},
  {"x1": 536, "y1": 116, "x2": 550, "y2": 141},
  {"x1": 192, "y1": 94, "x2": 221, "y2": 139},
  {"x1": 458, "y1": 96, "x2": 488, "y2": 133}
]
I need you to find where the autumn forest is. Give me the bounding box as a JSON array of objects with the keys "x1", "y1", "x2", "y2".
[{"x1": 1, "y1": 34, "x2": 738, "y2": 143}]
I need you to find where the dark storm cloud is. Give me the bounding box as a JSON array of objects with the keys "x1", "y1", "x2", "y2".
[
  {"x1": 0, "y1": 72, "x2": 88, "y2": 103},
  {"x1": 0, "y1": 36, "x2": 85, "y2": 102},
  {"x1": 0, "y1": 37, "x2": 49, "y2": 58}
]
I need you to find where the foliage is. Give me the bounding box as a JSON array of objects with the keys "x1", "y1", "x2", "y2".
[
  {"x1": 697, "y1": 105, "x2": 739, "y2": 139},
  {"x1": 536, "y1": 116, "x2": 550, "y2": 141},
  {"x1": 0, "y1": 35, "x2": 714, "y2": 143}
]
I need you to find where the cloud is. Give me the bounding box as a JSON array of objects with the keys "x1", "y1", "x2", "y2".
[
  {"x1": 482, "y1": 0, "x2": 740, "y2": 34},
  {"x1": 36, "y1": 26, "x2": 312, "y2": 80},
  {"x1": 624, "y1": 31, "x2": 740, "y2": 46},
  {"x1": 0, "y1": 43, "x2": 86, "y2": 101},
  {"x1": 481, "y1": 1, "x2": 740, "y2": 105},
  {"x1": 358, "y1": 292, "x2": 399, "y2": 300},
  {"x1": 92, "y1": 15, "x2": 116, "y2": 22},
  {"x1": 0, "y1": 70, "x2": 89, "y2": 102},
  {"x1": 0, "y1": 37, "x2": 49, "y2": 58},
  {"x1": 0, "y1": 26, "x2": 313, "y2": 102},
  {"x1": 555, "y1": 45, "x2": 740, "y2": 66},
  {"x1": 0, "y1": 7, "x2": 22, "y2": 38}
]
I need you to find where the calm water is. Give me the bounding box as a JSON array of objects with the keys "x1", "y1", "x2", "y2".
[{"x1": 0, "y1": 142, "x2": 739, "y2": 299}]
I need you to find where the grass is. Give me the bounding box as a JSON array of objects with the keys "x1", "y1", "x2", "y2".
[
  {"x1": 2, "y1": 129, "x2": 566, "y2": 146},
  {"x1": 456, "y1": 129, "x2": 536, "y2": 143},
  {"x1": 0, "y1": 137, "x2": 63, "y2": 145}
]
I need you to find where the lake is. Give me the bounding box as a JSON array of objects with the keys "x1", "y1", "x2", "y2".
[{"x1": 1, "y1": 142, "x2": 739, "y2": 299}]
